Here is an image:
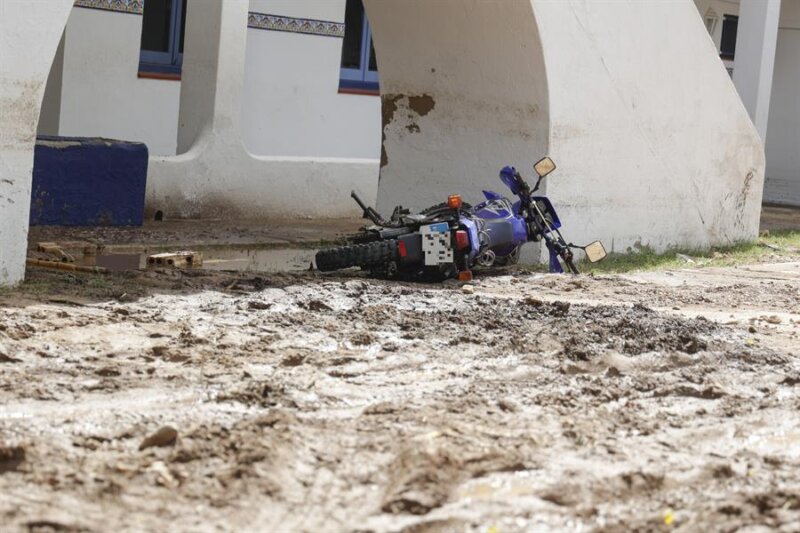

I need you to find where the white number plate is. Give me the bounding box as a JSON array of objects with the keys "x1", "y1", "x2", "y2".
[{"x1": 420, "y1": 223, "x2": 453, "y2": 266}]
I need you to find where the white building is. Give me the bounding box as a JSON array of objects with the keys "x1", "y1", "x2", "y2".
[
  {"x1": 1, "y1": 0, "x2": 787, "y2": 285},
  {"x1": 694, "y1": 0, "x2": 799, "y2": 206}
]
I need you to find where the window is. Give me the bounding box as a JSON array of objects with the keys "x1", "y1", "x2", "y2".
[
  {"x1": 139, "y1": 0, "x2": 187, "y2": 77},
  {"x1": 720, "y1": 14, "x2": 738, "y2": 60},
  {"x1": 339, "y1": 0, "x2": 379, "y2": 93}
]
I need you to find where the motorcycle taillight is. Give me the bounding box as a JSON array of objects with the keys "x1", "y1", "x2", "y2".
[{"x1": 455, "y1": 230, "x2": 470, "y2": 250}]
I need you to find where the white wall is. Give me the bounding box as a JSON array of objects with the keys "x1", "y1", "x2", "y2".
[
  {"x1": 695, "y1": 0, "x2": 800, "y2": 207},
  {"x1": 731, "y1": 0, "x2": 781, "y2": 143},
  {"x1": 764, "y1": 1, "x2": 800, "y2": 205},
  {"x1": 58, "y1": 7, "x2": 180, "y2": 156},
  {"x1": 40, "y1": 0, "x2": 381, "y2": 218},
  {"x1": 0, "y1": 0, "x2": 74, "y2": 285},
  {"x1": 241, "y1": 0, "x2": 380, "y2": 159},
  {"x1": 53, "y1": 1, "x2": 382, "y2": 160}
]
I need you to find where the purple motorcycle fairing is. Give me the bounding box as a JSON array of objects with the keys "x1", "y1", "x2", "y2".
[
  {"x1": 530, "y1": 196, "x2": 562, "y2": 232},
  {"x1": 463, "y1": 191, "x2": 529, "y2": 258},
  {"x1": 454, "y1": 167, "x2": 569, "y2": 273}
]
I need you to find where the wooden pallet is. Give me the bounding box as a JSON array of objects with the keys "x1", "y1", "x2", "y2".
[{"x1": 146, "y1": 251, "x2": 203, "y2": 269}]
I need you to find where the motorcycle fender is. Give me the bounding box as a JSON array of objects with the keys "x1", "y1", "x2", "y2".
[{"x1": 398, "y1": 234, "x2": 423, "y2": 264}]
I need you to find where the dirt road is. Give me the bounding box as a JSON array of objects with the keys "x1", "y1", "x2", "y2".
[{"x1": 1, "y1": 262, "x2": 799, "y2": 532}]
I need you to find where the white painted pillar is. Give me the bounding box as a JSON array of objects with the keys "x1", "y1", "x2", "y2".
[
  {"x1": 0, "y1": 0, "x2": 73, "y2": 285},
  {"x1": 177, "y1": 0, "x2": 248, "y2": 154},
  {"x1": 732, "y1": 0, "x2": 781, "y2": 143}
]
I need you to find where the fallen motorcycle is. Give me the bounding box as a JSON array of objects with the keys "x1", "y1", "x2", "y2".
[{"x1": 315, "y1": 156, "x2": 607, "y2": 280}]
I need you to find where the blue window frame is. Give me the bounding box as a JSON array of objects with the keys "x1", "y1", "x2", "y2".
[
  {"x1": 340, "y1": 0, "x2": 379, "y2": 92},
  {"x1": 139, "y1": 0, "x2": 187, "y2": 76}
]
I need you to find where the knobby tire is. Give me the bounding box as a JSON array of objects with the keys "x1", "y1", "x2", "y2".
[{"x1": 315, "y1": 240, "x2": 400, "y2": 272}]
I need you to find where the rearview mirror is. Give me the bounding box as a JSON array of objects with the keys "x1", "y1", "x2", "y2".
[
  {"x1": 534, "y1": 156, "x2": 557, "y2": 178},
  {"x1": 584, "y1": 241, "x2": 607, "y2": 263}
]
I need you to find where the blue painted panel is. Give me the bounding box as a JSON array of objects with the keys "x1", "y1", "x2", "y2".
[{"x1": 31, "y1": 136, "x2": 149, "y2": 226}]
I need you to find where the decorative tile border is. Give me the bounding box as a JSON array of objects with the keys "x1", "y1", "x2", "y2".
[
  {"x1": 73, "y1": 0, "x2": 144, "y2": 15},
  {"x1": 248, "y1": 12, "x2": 345, "y2": 38},
  {"x1": 72, "y1": 2, "x2": 346, "y2": 39}
]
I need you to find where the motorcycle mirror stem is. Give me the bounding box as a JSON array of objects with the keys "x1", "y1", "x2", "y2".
[
  {"x1": 566, "y1": 241, "x2": 608, "y2": 263},
  {"x1": 531, "y1": 174, "x2": 545, "y2": 194},
  {"x1": 530, "y1": 156, "x2": 556, "y2": 194}
]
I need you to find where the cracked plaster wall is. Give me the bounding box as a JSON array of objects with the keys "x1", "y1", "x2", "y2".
[{"x1": 366, "y1": 0, "x2": 550, "y2": 219}]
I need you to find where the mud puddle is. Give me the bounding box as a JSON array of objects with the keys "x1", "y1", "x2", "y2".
[
  {"x1": 80, "y1": 246, "x2": 317, "y2": 273},
  {"x1": 201, "y1": 247, "x2": 315, "y2": 272}
]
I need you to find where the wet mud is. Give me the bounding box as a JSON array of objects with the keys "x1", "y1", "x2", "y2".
[{"x1": 1, "y1": 264, "x2": 799, "y2": 532}]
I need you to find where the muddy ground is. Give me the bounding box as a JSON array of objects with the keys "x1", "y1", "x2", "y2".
[{"x1": 1, "y1": 257, "x2": 799, "y2": 533}]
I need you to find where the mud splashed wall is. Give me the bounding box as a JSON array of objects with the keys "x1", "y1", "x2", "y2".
[{"x1": 365, "y1": 0, "x2": 550, "y2": 215}]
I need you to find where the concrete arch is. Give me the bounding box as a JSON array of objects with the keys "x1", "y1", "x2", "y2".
[
  {"x1": 534, "y1": 0, "x2": 764, "y2": 252},
  {"x1": 0, "y1": 0, "x2": 74, "y2": 285},
  {"x1": 364, "y1": 0, "x2": 550, "y2": 214}
]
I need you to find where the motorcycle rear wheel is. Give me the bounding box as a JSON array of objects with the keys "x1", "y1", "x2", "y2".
[{"x1": 315, "y1": 239, "x2": 400, "y2": 272}]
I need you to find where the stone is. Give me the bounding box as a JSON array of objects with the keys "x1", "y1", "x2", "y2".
[
  {"x1": 0, "y1": 445, "x2": 25, "y2": 473},
  {"x1": 0, "y1": 343, "x2": 21, "y2": 364},
  {"x1": 139, "y1": 426, "x2": 178, "y2": 451}
]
